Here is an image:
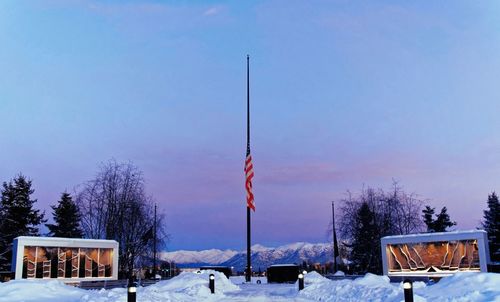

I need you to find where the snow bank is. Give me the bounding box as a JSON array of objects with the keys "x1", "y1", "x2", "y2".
[
  {"x1": 1, "y1": 271, "x2": 499, "y2": 301},
  {"x1": 419, "y1": 272, "x2": 500, "y2": 302},
  {"x1": 300, "y1": 273, "x2": 404, "y2": 302},
  {"x1": 299, "y1": 272, "x2": 500, "y2": 302},
  {"x1": 0, "y1": 280, "x2": 86, "y2": 302},
  {"x1": 142, "y1": 270, "x2": 239, "y2": 301},
  {"x1": 303, "y1": 271, "x2": 330, "y2": 285},
  {"x1": 84, "y1": 270, "x2": 240, "y2": 302},
  {"x1": 0, "y1": 271, "x2": 239, "y2": 302}
]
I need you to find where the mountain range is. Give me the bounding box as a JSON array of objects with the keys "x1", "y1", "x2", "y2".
[{"x1": 160, "y1": 242, "x2": 334, "y2": 271}]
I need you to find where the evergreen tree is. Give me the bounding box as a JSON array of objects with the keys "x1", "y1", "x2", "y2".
[
  {"x1": 433, "y1": 207, "x2": 456, "y2": 232},
  {"x1": 482, "y1": 192, "x2": 500, "y2": 263},
  {"x1": 350, "y1": 202, "x2": 381, "y2": 274},
  {"x1": 422, "y1": 206, "x2": 435, "y2": 232},
  {"x1": 0, "y1": 174, "x2": 46, "y2": 270},
  {"x1": 46, "y1": 192, "x2": 83, "y2": 238},
  {"x1": 422, "y1": 205, "x2": 455, "y2": 232}
]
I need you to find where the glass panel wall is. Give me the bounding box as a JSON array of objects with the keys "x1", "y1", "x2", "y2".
[
  {"x1": 68, "y1": 248, "x2": 80, "y2": 278},
  {"x1": 57, "y1": 248, "x2": 66, "y2": 278},
  {"x1": 88, "y1": 248, "x2": 99, "y2": 277},
  {"x1": 386, "y1": 239, "x2": 480, "y2": 274},
  {"x1": 22, "y1": 246, "x2": 114, "y2": 279},
  {"x1": 99, "y1": 248, "x2": 113, "y2": 277},
  {"x1": 22, "y1": 246, "x2": 37, "y2": 279},
  {"x1": 45, "y1": 247, "x2": 58, "y2": 278},
  {"x1": 35, "y1": 247, "x2": 48, "y2": 278}
]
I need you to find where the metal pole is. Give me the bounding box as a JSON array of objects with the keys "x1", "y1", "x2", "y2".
[
  {"x1": 127, "y1": 278, "x2": 137, "y2": 302},
  {"x1": 298, "y1": 273, "x2": 304, "y2": 291},
  {"x1": 209, "y1": 274, "x2": 215, "y2": 294},
  {"x1": 153, "y1": 203, "x2": 157, "y2": 279},
  {"x1": 246, "y1": 207, "x2": 251, "y2": 282},
  {"x1": 245, "y1": 54, "x2": 252, "y2": 283},
  {"x1": 332, "y1": 201, "x2": 337, "y2": 273},
  {"x1": 403, "y1": 279, "x2": 414, "y2": 302}
]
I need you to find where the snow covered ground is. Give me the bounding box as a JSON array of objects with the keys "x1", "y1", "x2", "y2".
[{"x1": 0, "y1": 270, "x2": 498, "y2": 302}]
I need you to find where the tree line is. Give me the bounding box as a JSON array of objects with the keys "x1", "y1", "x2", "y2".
[
  {"x1": 334, "y1": 181, "x2": 499, "y2": 274},
  {"x1": 0, "y1": 160, "x2": 166, "y2": 278}
]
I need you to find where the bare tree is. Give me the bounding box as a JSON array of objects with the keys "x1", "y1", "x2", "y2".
[
  {"x1": 335, "y1": 181, "x2": 424, "y2": 274},
  {"x1": 338, "y1": 182, "x2": 424, "y2": 240},
  {"x1": 390, "y1": 182, "x2": 425, "y2": 234},
  {"x1": 75, "y1": 160, "x2": 167, "y2": 278}
]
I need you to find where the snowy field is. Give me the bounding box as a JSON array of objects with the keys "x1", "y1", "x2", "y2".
[{"x1": 0, "y1": 270, "x2": 498, "y2": 302}]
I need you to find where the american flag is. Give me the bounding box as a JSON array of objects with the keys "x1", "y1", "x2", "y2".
[{"x1": 245, "y1": 149, "x2": 255, "y2": 211}]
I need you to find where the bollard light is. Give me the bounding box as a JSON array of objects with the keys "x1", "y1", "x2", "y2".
[
  {"x1": 127, "y1": 280, "x2": 137, "y2": 302},
  {"x1": 298, "y1": 273, "x2": 304, "y2": 291},
  {"x1": 302, "y1": 270, "x2": 308, "y2": 275},
  {"x1": 209, "y1": 274, "x2": 215, "y2": 294},
  {"x1": 403, "y1": 279, "x2": 414, "y2": 302}
]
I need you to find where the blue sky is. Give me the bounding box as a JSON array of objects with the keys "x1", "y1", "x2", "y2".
[{"x1": 1, "y1": 0, "x2": 500, "y2": 250}]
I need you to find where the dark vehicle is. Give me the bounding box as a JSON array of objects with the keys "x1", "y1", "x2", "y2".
[
  {"x1": 199, "y1": 266, "x2": 233, "y2": 278},
  {"x1": 267, "y1": 264, "x2": 299, "y2": 283}
]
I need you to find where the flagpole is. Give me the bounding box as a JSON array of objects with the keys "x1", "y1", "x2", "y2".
[
  {"x1": 332, "y1": 201, "x2": 338, "y2": 273},
  {"x1": 153, "y1": 203, "x2": 157, "y2": 278},
  {"x1": 246, "y1": 55, "x2": 252, "y2": 283}
]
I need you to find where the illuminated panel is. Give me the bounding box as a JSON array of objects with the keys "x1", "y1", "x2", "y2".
[
  {"x1": 21, "y1": 246, "x2": 116, "y2": 280},
  {"x1": 99, "y1": 248, "x2": 113, "y2": 277},
  {"x1": 13, "y1": 237, "x2": 119, "y2": 282},
  {"x1": 22, "y1": 246, "x2": 37, "y2": 279},
  {"x1": 386, "y1": 240, "x2": 480, "y2": 274}
]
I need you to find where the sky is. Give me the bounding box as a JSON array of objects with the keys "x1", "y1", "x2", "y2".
[{"x1": 1, "y1": 0, "x2": 500, "y2": 251}]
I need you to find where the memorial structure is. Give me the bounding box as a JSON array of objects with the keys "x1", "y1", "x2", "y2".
[
  {"x1": 11, "y1": 236, "x2": 118, "y2": 282},
  {"x1": 381, "y1": 230, "x2": 490, "y2": 278}
]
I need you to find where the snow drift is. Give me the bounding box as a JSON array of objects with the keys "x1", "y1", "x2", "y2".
[
  {"x1": 0, "y1": 270, "x2": 498, "y2": 301},
  {"x1": 299, "y1": 272, "x2": 500, "y2": 302}
]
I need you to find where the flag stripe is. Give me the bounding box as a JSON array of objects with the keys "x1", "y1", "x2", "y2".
[{"x1": 245, "y1": 153, "x2": 255, "y2": 211}]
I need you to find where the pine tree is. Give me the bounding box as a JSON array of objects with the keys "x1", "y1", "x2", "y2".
[
  {"x1": 422, "y1": 206, "x2": 435, "y2": 232},
  {"x1": 433, "y1": 207, "x2": 456, "y2": 232},
  {"x1": 350, "y1": 202, "x2": 381, "y2": 274},
  {"x1": 422, "y1": 205, "x2": 455, "y2": 232},
  {"x1": 0, "y1": 174, "x2": 46, "y2": 270},
  {"x1": 482, "y1": 192, "x2": 500, "y2": 263},
  {"x1": 46, "y1": 192, "x2": 83, "y2": 238}
]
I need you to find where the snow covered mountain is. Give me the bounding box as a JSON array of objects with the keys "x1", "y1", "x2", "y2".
[
  {"x1": 159, "y1": 249, "x2": 238, "y2": 267},
  {"x1": 161, "y1": 242, "x2": 333, "y2": 271}
]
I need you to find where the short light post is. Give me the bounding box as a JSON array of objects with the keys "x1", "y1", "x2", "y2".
[
  {"x1": 209, "y1": 274, "x2": 215, "y2": 294},
  {"x1": 127, "y1": 279, "x2": 137, "y2": 302},
  {"x1": 298, "y1": 273, "x2": 304, "y2": 291},
  {"x1": 403, "y1": 279, "x2": 414, "y2": 302}
]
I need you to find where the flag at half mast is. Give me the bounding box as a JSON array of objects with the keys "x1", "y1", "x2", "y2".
[{"x1": 245, "y1": 146, "x2": 255, "y2": 211}]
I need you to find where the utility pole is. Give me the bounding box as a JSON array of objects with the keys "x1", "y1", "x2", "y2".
[
  {"x1": 332, "y1": 201, "x2": 338, "y2": 273},
  {"x1": 153, "y1": 203, "x2": 157, "y2": 278}
]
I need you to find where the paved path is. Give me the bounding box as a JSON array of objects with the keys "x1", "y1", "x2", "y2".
[{"x1": 223, "y1": 282, "x2": 312, "y2": 302}]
